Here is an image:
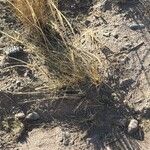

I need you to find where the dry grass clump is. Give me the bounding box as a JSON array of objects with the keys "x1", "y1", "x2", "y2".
[
  {"x1": 9, "y1": 0, "x2": 49, "y2": 26},
  {"x1": 5, "y1": 0, "x2": 106, "y2": 90}
]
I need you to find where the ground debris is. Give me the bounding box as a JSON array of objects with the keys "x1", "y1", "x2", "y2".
[
  {"x1": 25, "y1": 112, "x2": 40, "y2": 121},
  {"x1": 128, "y1": 119, "x2": 139, "y2": 134}
]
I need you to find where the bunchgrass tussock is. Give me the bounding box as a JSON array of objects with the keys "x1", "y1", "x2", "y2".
[{"x1": 5, "y1": 0, "x2": 107, "y2": 91}]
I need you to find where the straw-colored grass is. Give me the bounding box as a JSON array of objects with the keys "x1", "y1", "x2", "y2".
[{"x1": 4, "y1": 0, "x2": 107, "y2": 91}]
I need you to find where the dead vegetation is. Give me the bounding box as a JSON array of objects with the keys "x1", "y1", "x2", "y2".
[
  {"x1": 0, "y1": 0, "x2": 149, "y2": 149},
  {"x1": 4, "y1": 0, "x2": 107, "y2": 92}
]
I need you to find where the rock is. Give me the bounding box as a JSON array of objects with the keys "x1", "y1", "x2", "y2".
[
  {"x1": 70, "y1": 139, "x2": 74, "y2": 145},
  {"x1": 26, "y1": 112, "x2": 40, "y2": 121},
  {"x1": 4, "y1": 45, "x2": 23, "y2": 57},
  {"x1": 100, "y1": 46, "x2": 114, "y2": 57},
  {"x1": 111, "y1": 93, "x2": 119, "y2": 101},
  {"x1": 114, "y1": 34, "x2": 119, "y2": 39},
  {"x1": 63, "y1": 139, "x2": 69, "y2": 146},
  {"x1": 63, "y1": 131, "x2": 71, "y2": 138},
  {"x1": 124, "y1": 42, "x2": 133, "y2": 48},
  {"x1": 128, "y1": 119, "x2": 139, "y2": 134},
  {"x1": 85, "y1": 20, "x2": 91, "y2": 27},
  {"x1": 86, "y1": 138, "x2": 91, "y2": 145},
  {"x1": 129, "y1": 24, "x2": 145, "y2": 30},
  {"x1": 120, "y1": 78, "x2": 135, "y2": 90},
  {"x1": 103, "y1": 32, "x2": 111, "y2": 37},
  {"x1": 112, "y1": 30, "x2": 119, "y2": 39},
  {"x1": 24, "y1": 69, "x2": 34, "y2": 79},
  {"x1": 16, "y1": 80, "x2": 21, "y2": 87},
  {"x1": 120, "y1": 42, "x2": 133, "y2": 51},
  {"x1": 15, "y1": 112, "x2": 25, "y2": 119}
]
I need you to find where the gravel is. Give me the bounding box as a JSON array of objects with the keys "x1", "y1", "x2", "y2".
[
  {"x1": 128, "y1": 119, "x2": 139, "y2": 134},
  {"x1": 25, "y1": 112, "x2": 40, "y2": 121}
]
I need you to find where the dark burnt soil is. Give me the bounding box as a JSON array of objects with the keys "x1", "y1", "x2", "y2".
[{"x1": 0, "y1": 0, "x2": 150, "y2": 150}]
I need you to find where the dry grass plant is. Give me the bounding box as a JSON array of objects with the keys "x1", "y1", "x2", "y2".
[{"x1": 2, "y1": 0, "x2": 107, "y2": 92}]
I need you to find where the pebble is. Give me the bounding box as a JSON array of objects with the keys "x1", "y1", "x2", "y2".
[
  {"x1": 85, "y1": 20, "x2": 91, "y2": 27},
  {"x1": 25, "y1": 112, "x2": 40, "y2": 121},
  {"x1": 70, "y1": 139, "x2": 74, "y2": 145},
  {"x1": 63, "y1": 139, "x2": 69, "y2": 146},
  {"x1": 4, "y1": 45, "x2": 23, "y2": 57},
  {"x1": 16, "y1": 80, "x2": 21, "y2": 87},
  {"x1": 103, "y1": 32, "x2": 111, "y2": 37},
  {"x1": 120, "y1": 42, "x2": 133, "y2": 51},
  {"x1": 128, "y1": 119, "x2": 139, "y2": 134},
  {"x1": 124, "y1": 42, "x2": 133, "y2": 48},
  {"x1": 63, "y1": 131, "x2": 71, "y2": 138},
  {"x1": 86, "y1": 138, "x2": 91, "y2": 145},
  {"x1": 113, "y1": 34, "x2": 119, "y2": 39},
  {"x1": 15, "y1": 112, "x2": 25, "y2": 119},
  {"x1": 129, "y1": 24, "x2": 145, "y2": 30},
  {"x1": 120, "y1": 78, "x2": 135, "y2": 90}
]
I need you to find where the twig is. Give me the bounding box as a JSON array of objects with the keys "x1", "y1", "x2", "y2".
[
  {"x1": 18, "y1": 94, "x2": 85, "y2": 104},
  {"x1": 114, "y1": 42, "x2": 144, "y2": 56}
]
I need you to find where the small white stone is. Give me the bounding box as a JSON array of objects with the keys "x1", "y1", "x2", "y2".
[
  {"x1": 103, "y1": 32, "x2": 111, "y2": 37},
  {"x1": 15, "y1": 112, "x2": 25, "y2": 119},
  {"x1": 128, "y1": 119, "x2": 138, "y2": 134},
  {"x1": 26, "y1": 112, "x2": 40, "y2": 121},
  {"x1": 129, "y1": 24, "x2": 145, "y2": 30}
]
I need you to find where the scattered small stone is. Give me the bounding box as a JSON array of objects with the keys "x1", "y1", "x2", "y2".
[
  {"x1": 16, "y1": 80, "x2": 21, "y2": 87},
  {"x1": 85, "y1": 20, "x2": 91, "y2": 27},
  {"x1": 120, "y1": 78, "x2": 135, "y2": 90},
  {"x1": 100, "y1": 46, "x2": 114, "y2": 57},
  {"x1": 129, "y1": 23, "x2": 145, "y2": 30},
  {"x1": 111, "y1": 93, "x2": 119, "y2": 101},
  {"x1": 15, "y1": 112, "x2": 25, "y2": 119},
  {"x1": 4, "y1": 45, "x2": 23, "y2": 57},
  {"x1": 103, "y1": 32, "x2": 111, "y2": 37},
  {"x1": 124, "y1": 42, "x2": 133, "y2": 48},
  {"x1": 112, "y1": 30, "x2": 119, "y2": 39},
  {"x1": 63, "y1": 139, "x2": 69, "y2": 146},
  {"x1": 128, "y1": 119, "x2": 139, "y2": 134},
  {"x1": 111, "y1": 92, "x2": 117, "y2": 97},
  {"x1": 70, "y1": 139, "x2": 74, "y2": 145},
  {"x1": 86, "y1": 138, "x2": 91, "y2": 145},
  {"x1": 59, "y1": 137, "x2": 63, "y2": 142},
  {"x1": 114, "y1": 34, "x2": 119, "y2": 39},
  {"x1": 63, "y1": 131, "x2": 71, "y2": 138},
  {"x1": 25, "y1": 112, "x2": 40, "y2": 121}
]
